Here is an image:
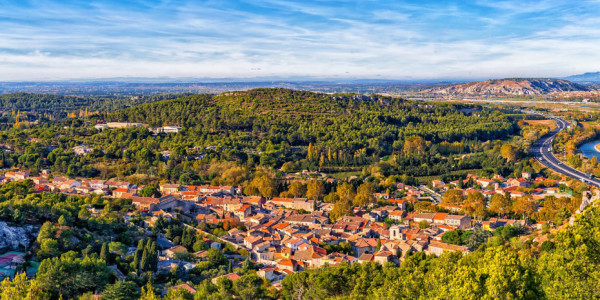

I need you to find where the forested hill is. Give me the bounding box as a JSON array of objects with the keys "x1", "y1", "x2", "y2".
[
  {"x1": 0, "y1": 93, "x2": 187, "y2": 120},
  {"x1": 0, "y1": 88, "x2": 522, "y2": 181},
  {"x1": 107, "y1": 88, "x2": 517, "y2": 153}
]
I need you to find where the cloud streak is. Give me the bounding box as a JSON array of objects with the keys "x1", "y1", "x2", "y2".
[{"x1": 0, "y1": 0, "x2": 599, "y2": 80}]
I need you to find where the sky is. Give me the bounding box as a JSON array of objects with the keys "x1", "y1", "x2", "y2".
[{"x1": 1, "y1": 0, "x2": 600, "y2": 81}]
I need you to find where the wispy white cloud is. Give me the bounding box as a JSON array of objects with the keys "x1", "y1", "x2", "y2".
[{"x1": 0, "y1": 0, "x2": 599, "y2": 80}]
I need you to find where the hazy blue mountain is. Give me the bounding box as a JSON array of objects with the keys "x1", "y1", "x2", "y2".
[{"x1": 565, "y1": 72, "x2": 600, "y2": 83}]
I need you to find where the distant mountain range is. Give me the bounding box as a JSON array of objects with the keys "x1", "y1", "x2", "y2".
[
  {"x1": 1, "y1": 73, "x2": 599, "y2": 97},
  {"x1": 421, "y1": 78, "x2": 592, "y2": 96},
  {"x1": 564, "y1": 72, "x2": 600, "y2": 83}
]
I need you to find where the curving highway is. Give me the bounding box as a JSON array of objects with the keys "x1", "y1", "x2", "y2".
[{"x1": 531, "y1": 115, "x2": 600, "y2": 187}]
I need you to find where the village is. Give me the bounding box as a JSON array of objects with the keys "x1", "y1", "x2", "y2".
[{"x1": 0, "y1": 166, "x2": 573, "y2": 291}]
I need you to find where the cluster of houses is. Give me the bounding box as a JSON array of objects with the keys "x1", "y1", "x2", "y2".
[
  {"x1": 1, "y1": 170, "x2": 138, "y2": 196},
  {"x1": 131, "y1": 182, "x2": 481, "y2": 286},
  {"x1": 93, "y1": 122, "x2": 181, "y2": 134},
  {"x1": 431, "y1": 172, "x2": 572, "y2": 212},
  {"x1": 1, "y1": 168, "x2": 559, "y2": 288},
  {"x1": 94, "y1": 122, "x2": 143, "y2": 130}
]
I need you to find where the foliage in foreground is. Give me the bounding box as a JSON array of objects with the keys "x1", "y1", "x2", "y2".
[{"x1": 281, "y1": 204, "x2": 600, "y2": 299}]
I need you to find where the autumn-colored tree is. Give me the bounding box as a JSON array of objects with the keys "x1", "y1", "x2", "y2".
[
  {"x1": 306, "y1": 180, "x2": 325, "y2": 200},
  {"x1": 500, "y1": 144, "x2": 517, "y2": 162},
  {"x1": 414, "y1": 201, "x2": 436, "y2": 213},
  {"x1": 464, "y1": 191, "x2": 486, "y2": 219},
  {"x1": 307, "y1": 143, "x2": 315, "y2": 161},
  {"x1": 287, "y1": 181, "x2": 307, "y2": 198},
  {"x1": 443, "y1": 189, "x2": 464, "y2": 205},
  {"x1": 511, "y1": 195, "x2": 536, "y2": 219},
  {"x1": 330, "y1": 199, "x2": 352, "y2": 222},
  {"x1": 319, "y1": 153, "x2": 325, "y2": 170},
  {"x1": 353, "y1": 182, "x2": 375, "y2": 207},
  {"x1": 336, "y1": 182, "x2": 356, "y2": 202},
  {"x1": 247, "y1": 175, "x2": 278, "y2": 199},
  {"x1": 489, "y1": 193, "x2": 511, "y2": 217},
  {"x1": 403, "y1": 136, "x2": 426, "y2": 155}
]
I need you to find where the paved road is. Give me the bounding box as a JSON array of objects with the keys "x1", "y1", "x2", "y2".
[
  {"x1": 183, "y1": 223, "x2": 247, "y2": 251},
  {"x1": 531, "y1": 115, "x2": 600, "y2": 187},
  {"x1": 419, "y1": 185, "x2": 443, "y2": 203}
]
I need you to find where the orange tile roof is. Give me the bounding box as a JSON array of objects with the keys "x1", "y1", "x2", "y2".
[
  {"x1": 171, "y1": 284, "x2": 196, "y2": 294},
  {"x1": 433, "y1": 213, "x2": 448, "y2": 220}
]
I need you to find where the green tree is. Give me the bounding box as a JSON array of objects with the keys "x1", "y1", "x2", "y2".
[
  {"x1": 132, "y1": 239, "x2": 144, "y2": 273},
  {"x1": 139, "y1": 186, "x2": 160, "y2": 198},
  {"x1": 57, "y1": 215, "x2": 68, "y2": 226},
  {"x1": 139, "y1": 282, "x2": 160, "y2": 300},
  {"x1": 442, "y1": 230, "x2": 462, "y2": 245},
  {"x1": 193, "y1": 240, "x2": 208, "y2": 252},
  {"x1": 0, "y1": 272, "x2": 43, "y2": 300},
  {"x1": 207, "y1": 248, "x2": 227, "y2": 267},
  {"x1": 537, "y1": 206, "x2": 600, "y2": 299},
  {"x1": 101, "y1": 281, "x2": 140, "y2": 300},
  {"x1": 108, "y1": 242, "x2": 128, "y2": 256},
  {"x1": 37, "y1": 239, "x2": 60, "y2": 259},
  {"x1": 36, "y1": 253, "x2": 111, "y2": 299},
  {"x1": 234, "y1": 274, "x2": 266, "y2": 300},
  {"x1": 100, "y1": 242, "x2": 110, "y2": 263},
  {"x1": 140, "y1": 247, "x2": 149, "y2": 272},
  {"x1": 37, "y1": 221, "x2": 55, "y2": 243},
  {"x1": 165, "y1": 287, "x2": 194, "y2": 300}
]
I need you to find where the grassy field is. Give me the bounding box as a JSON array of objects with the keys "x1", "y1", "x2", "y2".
[
  {"x1": 524, "y1": 119, "x2": 557, "y2": 131},
  {"x1": 328, "y1": 171, "x2": 363, "y2": 180},
  {"x1": 415, "y1": 169, "x2": 484, "y2": 184},
  {"x1": 581, "y1": 121, "x2": 600, "y2": 129}
]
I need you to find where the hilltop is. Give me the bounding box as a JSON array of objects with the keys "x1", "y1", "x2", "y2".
[
  {"x1": 421, "y1": 78, "x2": 591, "y2": 96},
  {"x1": 565, "y1": 72, "x2": 600, "y2": 83},
  {"x1": 103, "y1": 88, "x2": 514, "y2": 169}
]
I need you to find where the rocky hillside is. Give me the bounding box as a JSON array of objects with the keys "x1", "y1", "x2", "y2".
[
  {"x1": 422, "y1": 78, "x2": 591, "y2": 96},
  {"x1": 0, "y1": 221, "x2": 37, "y2": 251}
]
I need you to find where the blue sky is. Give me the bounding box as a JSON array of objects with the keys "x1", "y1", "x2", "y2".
[{"x1": 1, "y1": 0, "x2": 600, "y2": 80}]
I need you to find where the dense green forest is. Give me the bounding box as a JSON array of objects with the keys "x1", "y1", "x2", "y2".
[
  {"x1": 0, "y1": 88, "x2": 520, "y2": 184},
  {"x1": 108, "y1": 88, "x2": 516, "y2": 152},
  {"x1": 0, "y1": 93, "x2": 187, "y2": 130}
]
